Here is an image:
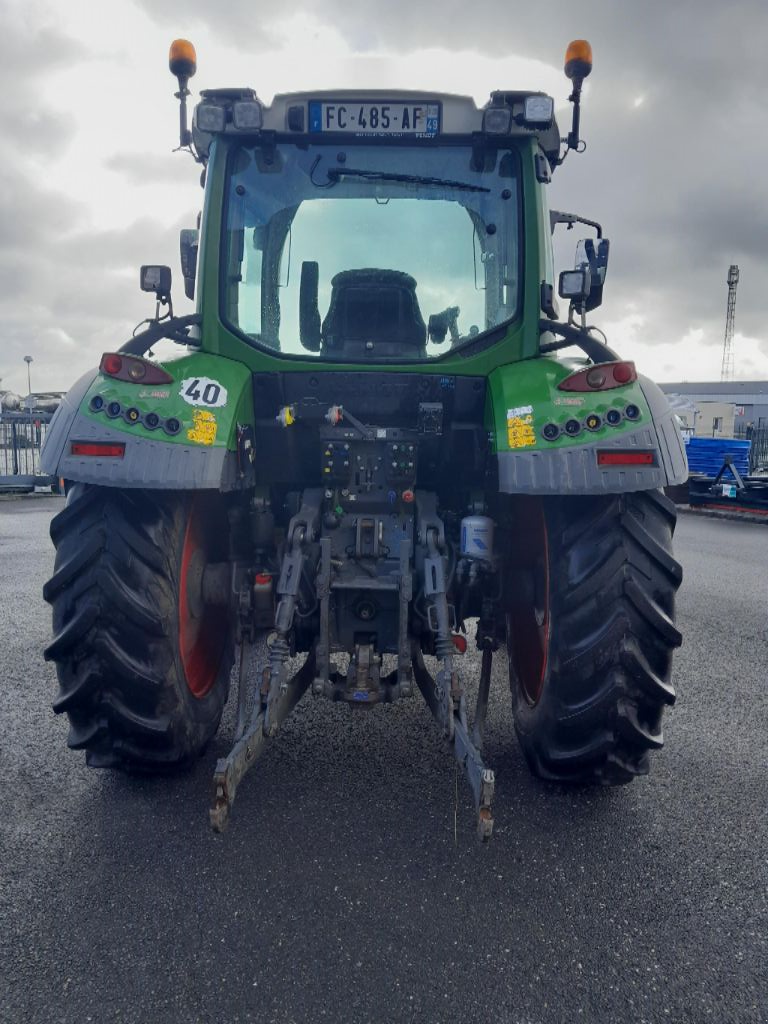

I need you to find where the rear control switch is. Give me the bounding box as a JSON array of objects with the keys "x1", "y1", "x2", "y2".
[{"x1": 541, "y1": 422, "x2": 560, "y2": 441}]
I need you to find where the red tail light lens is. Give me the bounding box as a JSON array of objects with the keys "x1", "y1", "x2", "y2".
[
  {"x1": 558, "y1": 361, "x2": 637, "y2": 392},
  {"x1": 99, "y1": 353, "x2": 173, "y2": 385},
  {"x1": 597, "y1": 451, "x2": 655, "y2": 466},
  {"x1": 71, "y1": 441, "x2": 126, "y2": 458},
  {"x1": 102, "y1": 354, "x2": 123, "y2": 376}
]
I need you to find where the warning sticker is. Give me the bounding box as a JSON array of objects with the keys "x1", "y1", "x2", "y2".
[
  {"x1": 187, "y1": 409, "x2": 218, "y2": 446},
  {"x1": 506, "y1": 410, "x2": 536, "y2": 449},
  {"x1": 507, "y1": 404, "x2": 533, "y2": 418}
]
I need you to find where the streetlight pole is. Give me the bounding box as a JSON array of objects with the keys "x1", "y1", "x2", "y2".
[{"x1": 24, "y1": 355, "x2": 33, "y2": 413}]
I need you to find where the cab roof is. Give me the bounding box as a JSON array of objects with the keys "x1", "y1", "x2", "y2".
[{"x1": 191, "y1": 87, "x2": 562, "y2": 170}]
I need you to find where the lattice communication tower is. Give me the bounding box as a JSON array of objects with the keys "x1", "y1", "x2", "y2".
[{"x1": 720, "y1": 265, "x2": 739, "y2": 382}]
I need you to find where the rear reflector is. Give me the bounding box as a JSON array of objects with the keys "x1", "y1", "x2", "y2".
[
  {"x1": 597, "y1": 451, "x2": 655, "y2": 467},
  {"x1": 71, "y1": 441, "x2": 126, "y2": 458}
]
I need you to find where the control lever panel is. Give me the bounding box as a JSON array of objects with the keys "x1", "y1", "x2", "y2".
[{"x1": 319, "y1": 428, "x2": 418, "y2": 506}]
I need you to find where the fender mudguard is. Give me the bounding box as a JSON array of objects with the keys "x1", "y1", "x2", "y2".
[
  {"x1": 41, "y1": 353, "x2": 254, "y2": 491},
  {"x1": 487, "y1": 358, "x2": 688, "y2": 495}
]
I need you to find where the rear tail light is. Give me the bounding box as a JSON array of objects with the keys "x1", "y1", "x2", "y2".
[
  {"x1": 99, "y1": 353, "x2": 173, "y2": 385},
  {"x1": 558, "y1": 361, "x2": 637, "y2": 392},
  {"x1": 70, "y1": 441, "x2": 125, "y2": 458},
  {"x1": 597, "y1": 451, "x2": 655, "y2": 467}
]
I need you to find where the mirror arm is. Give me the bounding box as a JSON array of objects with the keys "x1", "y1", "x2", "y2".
[
  {"x1": 550, "y1": 210, "x2": 603, "y2": 238},
  {"x1": 175, "y1": 75, "x2": 192, "y2": 148},
  {"x1": 119, "y1": 314, "x2": 202, "y2": 356},
  {"x1": 567, "y1": 85, "x2": 582, "y2": 152},
  {"x1": 538, "y1": 319, "x2": 618, "y2": 363}
]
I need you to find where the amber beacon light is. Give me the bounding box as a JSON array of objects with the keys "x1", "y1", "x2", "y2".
[
  {"x1": 169, "y1": 38, "x2": 197, "y2": 79},
  {"x1": 169, "y1": 39, "x2": 197, "y2": 149},
  {"x1": 563, "y1": 38, "x2": 593, "y2": 156},
  {"x1": 564, "y1": 39, "x2": 593, "y2": 83}
]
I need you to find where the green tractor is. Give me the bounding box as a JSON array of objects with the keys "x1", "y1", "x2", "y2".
[{"x1": 42, "y1": 39, "x2": 687, "y2": 837}]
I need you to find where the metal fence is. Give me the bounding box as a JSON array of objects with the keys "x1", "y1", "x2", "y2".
[
  {"x1": 0, "y1": 411, "x2": 55, "y2": 491},
  {"x1": 734, "y1": 425, "x2": 768, "y2": 474}
]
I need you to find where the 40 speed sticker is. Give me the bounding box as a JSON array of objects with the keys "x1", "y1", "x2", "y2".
[{"x1": 179, "y1": 377, "x2": 228, "y2": 408}]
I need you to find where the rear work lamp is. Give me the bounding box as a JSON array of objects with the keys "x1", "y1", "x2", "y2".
[
  {"x1": 232, "y1": 100, "x2": 263, "y2": 130},
  {"x1": 482, "y1": 107, "x2": 512, "y2": 134},
  {"x1": 523, "y1": 95, "x2": 554, "y2": 125},
  {"x1": 196, "y1": 103, "x2": 226, "y2": 133}
]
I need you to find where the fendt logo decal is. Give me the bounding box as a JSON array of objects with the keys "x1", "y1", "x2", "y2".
[{"x1": 179, "y1": 377, "x2": 228, "y2": 408}]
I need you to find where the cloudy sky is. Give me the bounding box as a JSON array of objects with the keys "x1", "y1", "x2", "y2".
[{"x1": 2, "y1": 0, "x2": 767, "y2": 394}]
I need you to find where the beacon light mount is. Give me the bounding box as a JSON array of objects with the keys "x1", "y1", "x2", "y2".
[
  {"x1": 563, "y1": 39, "x2": 593, "y2": 157},
  {"x1": 169, "y1": 38, "x2": 198, "y2": 153}
]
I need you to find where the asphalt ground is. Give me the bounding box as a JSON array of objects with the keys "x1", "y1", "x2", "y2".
[{"x1": 1, "y1": 495, "x2": 766, "y2": 1024}]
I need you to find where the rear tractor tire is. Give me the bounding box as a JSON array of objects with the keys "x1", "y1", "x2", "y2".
[
  {"x1": 503, "y1": 489, "x2": 682, "y2": 784},
  {"x1": 43, "y1": 486, "x2": 234, "y2": 772}
]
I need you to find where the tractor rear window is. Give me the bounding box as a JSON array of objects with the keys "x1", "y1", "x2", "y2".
[{"x1": 223, "y1": 143, "x2": 521, "y2": 362}]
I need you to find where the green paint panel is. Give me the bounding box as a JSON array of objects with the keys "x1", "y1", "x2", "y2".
[
  {"x1": 487, "y1": 358, "x2": 650, "y2": 453},
  {"x1": 80, "y1": 352, "x2": 253, "y2": 451}
]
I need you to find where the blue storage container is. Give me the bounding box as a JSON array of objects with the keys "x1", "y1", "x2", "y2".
[{"x1": 684, "y1": 437, "x2": 751, "y2": 477}]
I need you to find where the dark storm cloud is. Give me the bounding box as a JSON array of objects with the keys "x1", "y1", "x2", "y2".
[
  {"x1": 0, "y1": 15, "x2": 198, "y2": 391},
  {"x1": 135, "y1": 0, "x2": 765, "y2": 94},
  {"x1": 0, "y1": 24, "x2": 85, "y2": 78},
  {"x1": 105, "y1": 151, "x2": 201, "y2": 184},
  {"x1": 0, "y1": 207, "x2": 196, "y2": 390}
]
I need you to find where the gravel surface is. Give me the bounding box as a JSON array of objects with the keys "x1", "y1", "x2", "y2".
[{"x1": 1, "y1": 495, "x2": 766, "y2": 1024}]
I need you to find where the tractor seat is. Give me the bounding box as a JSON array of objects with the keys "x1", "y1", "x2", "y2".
[{"x1": 321, "y1": 269, "x2": 427, "y2": 358}]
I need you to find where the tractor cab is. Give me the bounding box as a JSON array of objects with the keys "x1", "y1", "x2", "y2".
[{"x1": 188, "y1": 87, "x2": 560, "y2": 365}]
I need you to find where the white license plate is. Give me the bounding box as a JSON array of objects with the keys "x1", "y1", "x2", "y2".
[{"x1": 309, "y1": 100, "x2": 440, "y2": 137}]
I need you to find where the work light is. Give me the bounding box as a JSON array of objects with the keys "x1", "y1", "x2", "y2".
[
  {"x1": 523, "y1": 95, "x2": 554, "y2": 125},
  {"x1": 482, "y1": 107, "x2": 512, "y2": 134},
  {"x1": 232, "y1": 101, "x2": 263, "y2": 130},
  {"x1": 196, "y1": 103, "x2": 226, "y2": 133}
]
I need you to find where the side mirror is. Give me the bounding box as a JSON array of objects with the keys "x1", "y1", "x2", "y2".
[
  {"x1": 299, "y1": 261, "x2": 321, "y2": 352},
  {"x1": 428, "y1": 306, "x2": 460, "y2": 343},
  {"x1": 180, "y1": 229, "x2": 199, "y2": 301},
  {"x1": 140, "y1": 265, "x2": 172, "y2": 302},
  {"x1": 575, "y1": 237, "x2": 610, "y2": 312}
]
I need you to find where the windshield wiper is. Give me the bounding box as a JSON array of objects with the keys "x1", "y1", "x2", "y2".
[{"x1": 322, "y1": 166, "x2": 490, "y2": 193}]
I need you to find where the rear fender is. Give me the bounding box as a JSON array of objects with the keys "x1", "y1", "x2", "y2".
[
  {"x1": 41, "y1": 353, "x2": 254, "y2": 491},
  {"x1": 486, "y1": 357, "x2": 688, "y2": 494}
]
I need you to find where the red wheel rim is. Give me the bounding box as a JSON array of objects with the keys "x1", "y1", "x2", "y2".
[
  {"x1": 507, "y1": 499, "x2": 550, "y2": 706},
  {"x1": 178, "y1": 500, "x2": 227, "y2": 698}
]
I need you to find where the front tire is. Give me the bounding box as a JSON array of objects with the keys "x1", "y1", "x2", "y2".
[
  {"x1": 43, "y1": 486, "x2": 234, "y2": 771},
  {"x1": 504, "y1": 490, "x2": 682, "y2": 784}
]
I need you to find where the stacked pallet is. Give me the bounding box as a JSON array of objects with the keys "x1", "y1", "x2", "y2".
[{"x1": 685, "y1": 437, "x2": 751, "y2": 477}]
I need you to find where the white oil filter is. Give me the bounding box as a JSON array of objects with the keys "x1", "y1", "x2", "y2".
[{"x1": 460, "y1": 515, "x2": 494, "y2": 562}]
